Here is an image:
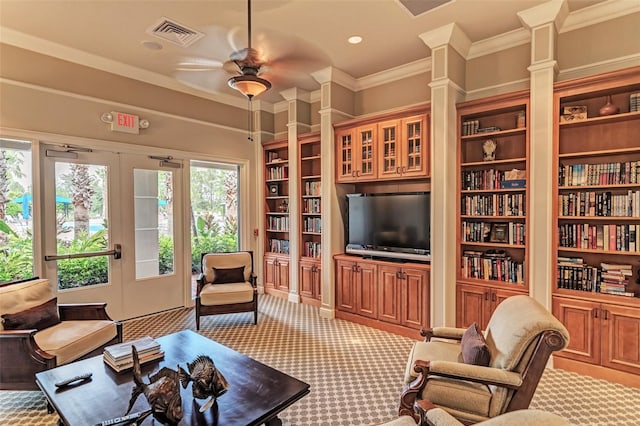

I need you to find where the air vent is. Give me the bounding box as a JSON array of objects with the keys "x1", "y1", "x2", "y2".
[
  {"x1": 146, "y1": 17, "x2": 204, "y2": 47},
  {"x1": 399, "y1": 0, "x2": 452, "y2": 17}
]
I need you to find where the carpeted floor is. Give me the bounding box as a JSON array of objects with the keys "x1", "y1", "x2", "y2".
[{"x1": 1, "y1": 294, "x2": 639, "y2": 425}]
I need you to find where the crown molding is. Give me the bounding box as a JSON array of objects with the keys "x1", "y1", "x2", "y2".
[
  {"x1": 356, "y1": 57, "x2": 431, "y2": 90},
  {"x1": 467, "y1": 28, "x2": 531, "y2": 59},
  {"x1": 517, "y1": 0, "x2": 569, "y2": 31},
  {"x1": 558, "y1": 53, "x2": 640, "y2": 81},
  {"x1": 311, "y1": 66, "x2": 358, "y2": 91},
  {"x1": 561, "y1": 0, "x2": 640, "y2": 33},
  {"x1": 419, "y1": 23, "x2": 471, "y2": 57},
  {"x1": 310, "y1": 90, "x2": 321, "y2": 104},
  {"x1": 252, "y1": 100, "x2": 275, "y2": 114},
  {"x1": 279, "y1": 87, "x2": 311, "y2": 102}
]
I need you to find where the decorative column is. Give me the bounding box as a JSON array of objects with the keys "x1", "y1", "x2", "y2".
[
  {"x1": 312, "y1": 67, "x2": 356, "y2": 319},
  {"x1": 518, "y1": 0, "x2": 568, "y2": 307},
  {"x1": 280, "y1": 88, "x2": 312, "y2": 303},
  {"x1": 419, "y1": 24, "x2": 469, "y2": 327}
]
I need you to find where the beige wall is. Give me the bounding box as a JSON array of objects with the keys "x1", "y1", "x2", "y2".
[
  {"x1": 466, "y1": 44, "x2": 531, "y2": 91},
  {"x1": 355, "y1": 72, "x2": 431, "y2": 116},
  {"x1": 558, "y1": 13, "x2": 640, "y2": 74},
  {"x1": 274, "y1": 110, "x2": 288, "y2": 135}
]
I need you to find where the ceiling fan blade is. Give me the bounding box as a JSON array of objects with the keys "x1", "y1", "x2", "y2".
[{"x1": 176, "y1": 58, "x2": 223, "y2": 71}]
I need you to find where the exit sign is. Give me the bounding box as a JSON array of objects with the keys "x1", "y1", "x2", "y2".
[{"x1": 110, "y1": 111, "x2": 140, "y2": 134}]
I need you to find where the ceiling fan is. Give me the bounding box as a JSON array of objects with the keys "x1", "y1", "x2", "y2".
[{"x1": 177, "y1": 0, "x2": 271, "y2": 100}]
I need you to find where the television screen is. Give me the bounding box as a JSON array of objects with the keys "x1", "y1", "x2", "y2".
[{"x1": 346, "y1": 192, "x2": 430, "y2": 259}]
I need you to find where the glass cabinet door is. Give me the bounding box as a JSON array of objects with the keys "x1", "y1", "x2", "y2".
[
  {"x1": 401, "y1": 115, "x2": 428, "y2": 178},
  {"x1": 379, "y1": 120, "x2": 400, "y2": 178},
  {"x1": 357, "y1": 125, "x2": 377, "y2": 180},
  {"x1": 336, "y1": 129, "x2": 354, "y2": 182}
]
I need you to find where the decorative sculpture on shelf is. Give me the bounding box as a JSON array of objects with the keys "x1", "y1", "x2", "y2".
[
  {"x1": 599, "y1": 95, "x2": 619, "y2": 116},
  {"x1": 127, "y1": 346, "x2": 183, "y2": 425},
  {"x1": 178, "y1": 355, "x2": 230, "y2": 412},
  {"x1": 482, "y1": 139, "x2": 497, "y2": 161}
]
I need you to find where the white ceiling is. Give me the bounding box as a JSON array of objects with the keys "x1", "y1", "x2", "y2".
[{"x1": 0, "y1": 0, "x2": 613, "y2": 105}]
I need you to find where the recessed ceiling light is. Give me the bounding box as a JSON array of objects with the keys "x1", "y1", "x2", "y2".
[
  {"x1": 348, "y1": 35, "x2": 363, "y2": 45},
  {"x1": 141, "y1": 40, "x2": 163, "y2": 50}
]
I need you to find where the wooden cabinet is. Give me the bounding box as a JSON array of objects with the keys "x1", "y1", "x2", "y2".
[
  {"x1": 335, "y1": 255, "x2": 429, "y2": 338},
  {"x1": 455, "y1": 90, "x2": 530, "y2": 326},
  {"x1": 551, "y1": 67, "x2": 640, "y2": 384},
  {"x1": 335, "y1": 106, "x2": 429, "y2": 183},
  {"x1": 457, "y1": 283, "x2": 524, "y2": 330},
  {"x1": 553, "y1": 295, "x2": 640, "y2": 376},
  {"x1": 378, "y1": 115, "x2": 428, "y2": 180},
  {"x1": 299, "y1": 259, "x2": 321, "y2": 306},
  {"x1": 264, "y1": 254, "x2": 289, "y2": 296}
]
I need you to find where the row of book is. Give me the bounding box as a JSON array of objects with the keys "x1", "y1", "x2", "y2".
[
  {"x1": 304, "y1": 181, "x2": 321, "y2": 196},
  {"x1": 462, "y1": 221, "x2": 526, "y2": 245},
  {"x1": 558, "y1": 223, "x2": 640, "y2": 252},
  {"x1": 303, "y1": 217, "x2": 322, "y2": 233},
  {"x1": 559, "y1": 161, "x2": 640, "y2": 187},
  {"x1": 557, "y1": 257, "x2": 635, "y2": 297},
  {"x1": 268, "y1": 239, "x2": 289, "y2": 254},
  {"x1": 461, "y1": 120, "x2": 502, "y2": 136},
  {"x1": 303, "y1": 241, "x2": 322, "y2": 258},
  {"x1": 265, "y1": 152, "x2": 285, "y2": 163},
  {"x1": 266, "y1": 165, "x2": 288, "y2": 180},
  {"x1": 267, "y1": 216, "x2": 289, "y2": 232},
  {"x1": 461, "y1": 251, "x2": 524, "y2": 283},
  {"x1": 559, "y1": 190, "x2": 640, "y2": 217},
  {"x1": 103, "y1": 336, "x2": 164, "y2": 373},
  {"x1": 303, "y1": 198, "x2": 321, "y2": 214},
  {"x1": 631, "y1": 93, "x2": 639, "y2": 113},
  {"x1": 461, "y1": 169, "x2": 526, "y2": 191},
  {"x1": 461, "y1": 193, "x2": 526, "y2": 216}
]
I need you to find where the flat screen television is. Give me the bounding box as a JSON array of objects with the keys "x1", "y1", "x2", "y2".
[{"x1": 346, "y1": 192, "x2": 430, "y2": 262}]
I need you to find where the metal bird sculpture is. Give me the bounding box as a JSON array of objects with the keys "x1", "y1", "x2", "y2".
[
  {"x1": 127, "y1": 346, "x2": 183, "y2": 425},
  {"x1": 178, "y1": 355, "x2": 229, "y2": 412}
]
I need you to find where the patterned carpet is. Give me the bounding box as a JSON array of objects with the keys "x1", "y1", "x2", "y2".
[{"x1": 1, "y1": 294, "x2": 639, "y2": 425}]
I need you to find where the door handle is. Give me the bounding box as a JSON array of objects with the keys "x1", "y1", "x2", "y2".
[
  {"x1": 594, "y1": 309, "x2": 598, "y2": 319},
  {"x1": 45, "y1": 244, "x2": 122, "y2": 261},
  {"x1": 603, "y1": 309, "x2": 609, "y2": 320},
  {"x1": 484, "y1": 292, "x2": 489, "y2": 301},
  {"x1": 491, "y1": 293, "x2": 496, "y2": 302}
]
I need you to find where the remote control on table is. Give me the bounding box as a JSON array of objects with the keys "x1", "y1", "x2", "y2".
[
  {"x1": 95, "y1": 410, "x2": 151, "y2": 426},
  {"x1": 54, "y1": 372, "x2": 92, "y2": 388}
]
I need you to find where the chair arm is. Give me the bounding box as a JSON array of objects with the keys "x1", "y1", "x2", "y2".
[
  {"x1": 420, "y1": 327, "x2": 466, "y2": 342},
  {"x1": 196, "y1": 273, "x2": 207, "y2": 295},
  {"x1": 250, "y1": 274, "x2": 257, "y2": 287},
  {"x1": 427, "y1": 360, "x2": 522, "y2": 389},
  {"x1": 0, "y1": 329, "x2": 55, "y2": 363},
  {"x1": 424, "y1": 407, "x2": 462, "y2": 426},
  {"x1": 58, "y1": 303, "x2": 114, "y2": 321}
]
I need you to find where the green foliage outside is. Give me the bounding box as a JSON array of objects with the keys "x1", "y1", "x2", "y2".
[
  {"x1": 57, "y1": 230, "x2": 109, "y2": 289},
  {"x1": 190, "y1": 214, "x2": 238, "y2": 273},
  {"x1": 0, "y1": 225, "x2": 33, "y2": 283}
]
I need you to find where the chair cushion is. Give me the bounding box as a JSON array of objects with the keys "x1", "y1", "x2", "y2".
[
  {"x1": 461, "y1": 323, "x2": 490, "y2": 366},
  {"x1": 199, "y1": 283, "x2": 254, "y2": 306},
  {"x1": 0, "y1": 278, "x2": 53, "y2": 330},
  {"x1": 202, "y1": 252, "x2": 252, "y2": 283},
  {"x1": 212, "y1": 266, "x2": 246, "y2": 284},
  {"x1": 34, "y1": 320, "x2": 118, "y2": 365},
  {"x1": 2, "y1": 297, "x2": 60, "y2": 331},
  {"x1": 422, "y1": 376, "x2": 492, "y2": 418},
  {"x1": 404, "y1": 340, "x2": 461, "y2": 384}
]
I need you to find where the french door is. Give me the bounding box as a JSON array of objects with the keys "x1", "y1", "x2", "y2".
[{"x1": 42, "y1": 145, "x2": 185, "y2": 320}]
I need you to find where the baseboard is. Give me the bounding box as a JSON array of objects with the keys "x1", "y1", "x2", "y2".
[
  {"x1": 553, "y1": 357, "x2": 640, "y2": 389},
  {"x1": 335, "y1": 310, "x2": 423, "y2": 340}
]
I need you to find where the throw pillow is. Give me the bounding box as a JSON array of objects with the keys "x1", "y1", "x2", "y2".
[
  {"x1": 460, "y1": 322, "x2": 491, "y2": 366},
  {"x1": 212, "y1": 266, "x2": 245, "y2": 284},
  {"x1": 1, "y1": 298, "x2": 60, "y2": 331}
]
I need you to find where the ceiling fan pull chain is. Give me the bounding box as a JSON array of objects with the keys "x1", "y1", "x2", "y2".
[{"x1": 248, "y1": 98, "x2": 254, "y2": 142}]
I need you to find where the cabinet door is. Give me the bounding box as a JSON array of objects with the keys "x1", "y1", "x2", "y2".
[
  {"x1": 456, "y1": 284, "x2": 491, "y2": 329},
  {"x1": 552, "y1": 297, "x2": 600, "y2": 364},
  {"x1": 401, "y1": 267, "x2": 428, "y2": 330},
  {"x1": 356, "y1": 262, "x2": 378, "y2": 318},
  {"x1": 299, "y1": 261, "x2": 315, "y2": 299},
  {"x1": 264, "y1": 257, "x2": 277, "y2": 288},
  {"x1": 313, "y1": 263, "x2": 322, "y2": 300},
  {"x1": 378, "y1": 265, "x2": 401, "y2": 324},
  {"x1": 356, "y1": 125, "x2": 377, "y2": 181},
  {"x1": 400, "y1": 115, "x2": 428, "y2": 178},
  {"x1": 336, "y1": 260, "x2": 357, "y2": 313},
  {"x1": 335, "y1": 128, "x2": 355, "y2": 183},
  {"x1": 377, "y1": 120, "x2": 401, "y2": 179},
  {"x1": 275, "y1": 258, "x2": 289, "y2": 291},
  {"x1": 601, "y1": 304, "x2": 640, "y2": 375},
  {"x1": 489, "y1": 288, "x2": 523, "y2": 316}
]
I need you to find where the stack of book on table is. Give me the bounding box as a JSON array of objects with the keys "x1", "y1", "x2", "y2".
[{"x1": 103, "y1": 336, "x2": 164, "y2": 372}]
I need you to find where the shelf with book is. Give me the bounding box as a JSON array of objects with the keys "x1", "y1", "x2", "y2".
[
  {"x1": 299, "y1": 132, "x2": 322, "y2": 306},
  {"x1": 551, "y1": 67, "x2": 640, "y2": 381}
]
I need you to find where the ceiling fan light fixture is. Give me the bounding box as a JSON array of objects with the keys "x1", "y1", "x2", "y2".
[{"x1": 228, "y1": 74, "x2": 272, "y2": 99}]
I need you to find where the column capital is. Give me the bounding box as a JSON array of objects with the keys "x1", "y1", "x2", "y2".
[
  {"x1": 311, "y1": 66, "x2": 357, "y2": 90},
  {"x1": 279, "y1": 87, "x2": 310, "y2": 102},
  {"x1": 419, "y1": 23, "x2": 471, "y2": 58},
  {"x1": 517, "y1": 0, "x2": 569, "y2": 31}
]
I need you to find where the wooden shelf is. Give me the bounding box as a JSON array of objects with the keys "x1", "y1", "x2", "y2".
[
  {"x1": 559, "y1": 110, "x2": 640, "y2": 128},
  {"x1": 461, "y1": 241, "x2": 525, "y2": 249},
  {"x1": 558, "y1": 183, "x2": 640, "y2": 189},
  {"x1": 461, "y1": 127, "x2": 526, "y2": 141},
  {"x1": 558, "y1": 216, "x2": 640, "y2": 221},
  {"x1": 557, "y1": 246, "x2": 640, "y2": 256},
  {"x1": 461, "y1": 157, "x2": 526, "y2": 167},
  {"x1": 461, "y1": 188, "x2": 526, "y2": 193},
  {"x1": 460, "y1": 215, "x2": 525, "y2": 219}
]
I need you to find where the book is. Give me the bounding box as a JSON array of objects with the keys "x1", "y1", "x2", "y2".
[
  {"x1": 104, "y1": 350, "x2": 165, "y2": 373},
  {"x1": 104, "y1": 336, "x2": 160, "y2": 361}
]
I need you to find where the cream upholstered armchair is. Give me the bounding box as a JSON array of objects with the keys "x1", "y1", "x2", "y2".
[
  {"x1": 383, "y1": 406, "x2": 569, "y2": 426},
  {"x1": 399, "y1": 295, "x2": 569, "y2": 425},
  {"x1": 195, "y1": 251, "x2": 258, "y2": 330},
  {"x1": 0, "y1": 277, "x2": 122, "y2": 390}
]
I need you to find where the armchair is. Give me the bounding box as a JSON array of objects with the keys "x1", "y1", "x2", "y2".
[
  {"x1": 399, "y1": 295, "x2": 569, "y2": 424},
  {"x1": 0, "y1": 277, "x2": 122, "y2": 390},
  {"x1": 195, "y1": 251, "x2": 258, "y2": 330}
]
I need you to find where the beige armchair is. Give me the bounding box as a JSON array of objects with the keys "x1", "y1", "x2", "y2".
[
  {"x1": 382, "y1": 407, "x2": 569, "y2": 426},
  {"x1": 0, "y1": 277, "x2": 122, "y2": 390},
  {"x1": 399, "y1": 295, "x2": 569, "y2": 424},
  {"x1": 195, "y1": 251, "x2": 258, "y2": 330}
]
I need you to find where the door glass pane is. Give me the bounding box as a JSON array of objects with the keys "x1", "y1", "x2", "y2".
[
  {"x1": 0, "y1": 139, "x2": 34, "y2": 283},
  {"x1": 190, "y1": 161, "x2": 239, "y2": 296},
  {"x1": 55, "y1": 162, "x2": 108, "y2": 289},
  {"x1": 134, "y1": 169, "x2": 174, "y2": 279}
]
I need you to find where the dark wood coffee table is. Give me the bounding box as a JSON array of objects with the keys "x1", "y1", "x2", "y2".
[{"x1": 36, "y1": 330, "x2": 310, "y2": 425}]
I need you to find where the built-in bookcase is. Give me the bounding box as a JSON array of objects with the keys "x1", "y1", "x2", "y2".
[{"x1": 455, "y1": 90, "x2": 530, "y2": 329}]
